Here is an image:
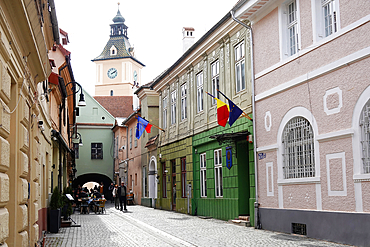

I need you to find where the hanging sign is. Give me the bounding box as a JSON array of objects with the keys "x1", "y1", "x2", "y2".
[{"x1": 226, "y1": 146, "x2": 232, "y2": 170}]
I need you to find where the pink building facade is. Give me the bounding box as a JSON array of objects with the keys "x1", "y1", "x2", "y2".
[{"x1": 234, "y1": 0, "x2": 370, "y2": 245}]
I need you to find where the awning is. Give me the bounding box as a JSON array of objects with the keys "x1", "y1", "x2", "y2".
[
  {"x1": 48, "y1": 72, "x2": 59, "y2": 85},
  {"x1": 209, "y1": 130, "x2": 250, "y2": 145},
  {"x1": 145, "y1": 135, "x2": 158, "y2": 148}
]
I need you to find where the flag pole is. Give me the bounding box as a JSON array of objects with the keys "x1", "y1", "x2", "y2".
[
  {"x1": 150, "y1": 123, "x2": 165, "y2": 132},
  {"x1": 216, "y1": 89, "x2": 253, "y2": 121},
  {"x1": 135, "y1": 116, "x2": 165, "y2": 132}
]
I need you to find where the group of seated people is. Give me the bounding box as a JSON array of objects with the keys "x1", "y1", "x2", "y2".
[{"x1": 74, "y1": 186, "x2": 106, "y2": 214}]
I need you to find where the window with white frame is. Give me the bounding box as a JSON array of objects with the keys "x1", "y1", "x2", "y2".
[
  {"x1": 134, "y1": 126, "x2": 138, "y2": 147},
  {"x1": 211, "y1": 60, "x2": 220, "y2": 104},
  {"x1": 312, "y1": 0, "x2": 340, "y2": 42},
  {"x1": 129, "y1": 128, "x2": 132, "y2": 149},
  {"x1": 91, "y1": 143, "x2": 103, "y2": 159},
  {"x1": 114, "y1": 136, "x2": 118, "y2": 158},
  {"x1": 234, "y1": 42, "x2": 245, "y2": 92},
  {"x1": 360, "y1": 99, "x2": 370, "y2": 174},
  {"x1": 163, "y1": 96, "x2": 168, "y2": 129},
  {"x1": 214, "y1": 149, "x2": 223, "y2": 197},
  {"x1": 287, "y1": 1, "x2": 299, "y2": 56},
  {"x1": 171, "y1": 90, "x2": 177, "y2": 125},
  {"x1": 196, "y1": 72, "x2": 204, "y2": 113},
  {"x1": 322, "y1": 0, "x2": 338, "y2": 37},
  {"x1": 200, "y1": 153, "x2": 207, "y2": 197},
  {"x1": 282, "y1": 117, "x2": 315, "y2": 179},
  {"x1": 280, "y1": 0, "x2": 300, "y2": 58},
  {"x1": 181, "y1": 83, "x2": 187, "y2": 121}
]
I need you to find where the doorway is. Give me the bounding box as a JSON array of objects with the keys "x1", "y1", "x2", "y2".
[{"x1": 171, "y1": 159, "x2": 176, "y2": 211}]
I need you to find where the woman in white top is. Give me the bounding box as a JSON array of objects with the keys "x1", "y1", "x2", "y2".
[{"x1": 112, "y1": 185, "x2": 119, "y2": 210}]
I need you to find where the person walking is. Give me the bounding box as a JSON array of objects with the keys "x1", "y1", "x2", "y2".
[
  {"x1": 108, "y1": 182, "x2": 114, "y2": 203},
  {"x1": 117, "y1": 182, "x2": 127, "y2": 211},
  {"x1": 112, "y1": 184, "x2": 119, "y2": 209}
]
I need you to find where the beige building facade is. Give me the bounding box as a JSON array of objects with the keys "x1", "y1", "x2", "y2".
[{"x1": 0, "y1": 0, "x2": 57, "y2": 246}]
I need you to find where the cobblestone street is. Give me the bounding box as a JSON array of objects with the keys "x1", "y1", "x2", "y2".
[{"x1": 44, "y1": 203, "x2": 352, "y2": 247}]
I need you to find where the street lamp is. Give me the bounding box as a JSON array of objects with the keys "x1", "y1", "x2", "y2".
[
  {"x1": 65, "y1": 81, "x2": 86, "y2": 107},
  {"x1": 76, "y1": 132, "x2": 83, "y2": 146}
]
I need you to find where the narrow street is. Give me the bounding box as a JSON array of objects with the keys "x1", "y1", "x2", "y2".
[{"x1": 44, "y1": 204, "x2": 351, "y2": 247}]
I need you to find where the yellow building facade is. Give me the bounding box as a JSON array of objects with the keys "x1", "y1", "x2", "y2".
[{"x1": 0, "y1": 0, "x2": 56, "y2": 246}]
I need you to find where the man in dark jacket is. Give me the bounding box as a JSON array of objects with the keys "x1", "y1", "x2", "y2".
[
  {"x1": 117, "y1": 182, "x2": 127, "y2": 211},
  {"x1": 108, "y1": 182, "x2": 114, "y2": 203}
]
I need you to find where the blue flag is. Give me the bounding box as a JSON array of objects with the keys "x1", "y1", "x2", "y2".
[
  {"x1": 228, "y1": 99, "x2": 243, "y2": 127},
  {"x1": 136, "y1": 116, "x2": 149, "y2": 139}
]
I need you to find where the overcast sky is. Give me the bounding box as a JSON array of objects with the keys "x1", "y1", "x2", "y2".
[{"x1": 54, "y1": 0, "x2": 237, "y2": 96}]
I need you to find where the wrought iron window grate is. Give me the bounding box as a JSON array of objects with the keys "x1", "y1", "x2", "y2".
[
  {"x1": 292, "y1": 223, "x2": 307, "y2": 235},
  {"x1": 282, "y1": 117, "x2": 315, "y2": 179},
  {"x1": 360, "y1": 101, "x2": 370, "y2": 173}
]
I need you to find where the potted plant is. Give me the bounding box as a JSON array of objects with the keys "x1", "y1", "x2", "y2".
[{"x1": 49, "y1": 186, "x2": 63, "y2": 233}]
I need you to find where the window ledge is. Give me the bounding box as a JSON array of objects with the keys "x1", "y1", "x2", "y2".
[
  {"x1": 278, "y1": 177, "x2": 320, "y2": 185},
  {"x1": 353, "y1": 174, "x2": 370, "y2": 182}
]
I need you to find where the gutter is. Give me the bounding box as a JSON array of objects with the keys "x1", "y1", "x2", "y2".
[{"x1": 230, "y1": 10, "x2": 260, "y2": 229}]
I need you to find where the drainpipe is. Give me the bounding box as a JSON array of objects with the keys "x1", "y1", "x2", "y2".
[
  {"x1": 230, "y1": 10, "x2": 260, "y2": 229},
  {"x1": 122, "y1": 125, "x2": 128, "y2": 185}
]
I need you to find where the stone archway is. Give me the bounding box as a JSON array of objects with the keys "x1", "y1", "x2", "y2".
[{"x1": 73, "y1": 173, "x2": 113, "y2": 198}]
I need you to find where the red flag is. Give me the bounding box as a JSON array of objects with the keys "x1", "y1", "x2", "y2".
[
  {"x1": 145, "y1": 124, "x2": 152, "y2": 133},
  {"x1": 216, "y1": 98, "x2": 229, "y2": 127}
]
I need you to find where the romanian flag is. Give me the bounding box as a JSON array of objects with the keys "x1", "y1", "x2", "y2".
[
  {"x1": 217, "y1": 90, "x2": 245, "y2": 127},
  {"x1": 136, "y1": 116, "x2": 153, "y2": 139},
  {"x1": 215, "y1": 98, "x2": 229, "y2": 127}
]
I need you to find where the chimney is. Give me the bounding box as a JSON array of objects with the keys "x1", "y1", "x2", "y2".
[{"x1": 182, "y1": 27, "x2": 195, "y2": 53}]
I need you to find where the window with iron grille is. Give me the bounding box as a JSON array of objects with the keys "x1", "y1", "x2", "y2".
[
  {"x1": 234, "y1": 42, "x2": 245, "y2": 92},
  {"x1": 197, "y1": 72, "x2": 204, "y2": 113},
  {"x1": 211, "y1": 60, "x2": 220, "y2": 104},
  {"x1": 181, "y1": 83, "x2": 187, "y2": 121},
  {"x1": 282, "y1": 117, "x2": 315, "y2": 179},
  {"x1": 214, "y1": 149, "x2": 223, "y2": 197},
  {"x1": 91, "y1": 143, "x2": 103, "y2": 159},
  {"x1": 181, "y1": 157, "x2": 186, "y2": 198},
  {"x1": 360, "y1": 99, "x2": 370, "y2": 173},
  {"x1": 163, "y1": 96, "x2": 168, "y2": 129},
  {"x1": 171, "y1": 90, "x2": 177, "y2": 125},
  {"x1": 162, "y1": 162, "x2": 167, "y2": 198},
  {"x1": 200, "y1": 153, "x2": 207, "y2": 197}
]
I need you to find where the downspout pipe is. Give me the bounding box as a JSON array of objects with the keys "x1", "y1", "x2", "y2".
[{"x1": 230, "y1": 10, "x2": 260, "y2": 229}]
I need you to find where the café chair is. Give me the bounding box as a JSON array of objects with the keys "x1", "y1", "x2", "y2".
[{"x1": 95, "y1": 199, "x2": 106, "y2": 214}]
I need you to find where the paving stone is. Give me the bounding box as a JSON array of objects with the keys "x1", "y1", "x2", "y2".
[{"x1": 44, "y1": 203, "x2": 352, "y2": 247}]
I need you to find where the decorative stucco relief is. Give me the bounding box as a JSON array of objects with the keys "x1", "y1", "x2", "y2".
[
  {"x1": 326, "y1": 152, "x2": 347, "y2": 196},
  {"x1": 265, "y1": 111, "x2": 272, "y2": 132},
  {"x1": 324, "y1": 87, "x2": 342, "y2": 115}
]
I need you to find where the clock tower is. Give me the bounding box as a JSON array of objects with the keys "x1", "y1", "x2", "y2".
[{"x1": 92, "y1": 3, "x2": 144, "y2": 110}]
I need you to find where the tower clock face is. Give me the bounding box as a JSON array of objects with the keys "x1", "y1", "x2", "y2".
[{"x1": 107, "y1": 68, "x2": 118, "y2": 79}]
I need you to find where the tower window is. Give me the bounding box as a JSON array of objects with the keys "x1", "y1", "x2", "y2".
[
  {"x1": 110, "y1": 45, "x2": 117, "y2": 56},
  {"x1": 110, "y1": 90, "x2": 114, "y2": 96}
]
